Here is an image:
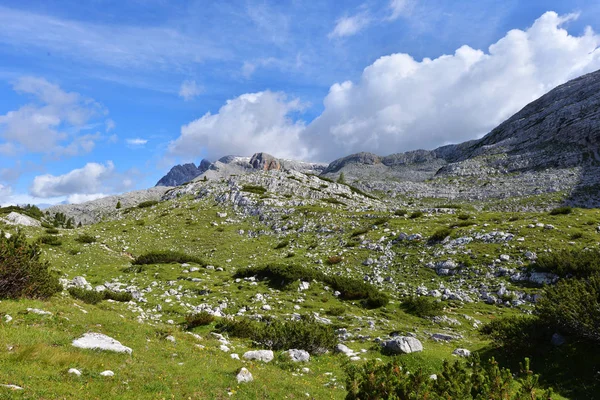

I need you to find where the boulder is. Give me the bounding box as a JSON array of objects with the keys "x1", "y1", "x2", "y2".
[
  {"x1": 382, "y1": 337, "x2": 423, "y2": 354},
  {"x1": 287, "y1": 349, "x2": 310, "y2": 362},
  {"x1": 452, "y1": 348, "x2": 471, "y2": 357},
  {"x1": 72, "y1": 332, "x2": 132, "y2": 354},
  {"x1": 1, "y1": 212, "x2": 41, "y2": 227},
  {"x1": 237, "y1": 367, "x2": 253, "y2": 383},
  {"x1": 243, "y1": 350, "x2": 274, "y2": 363}
]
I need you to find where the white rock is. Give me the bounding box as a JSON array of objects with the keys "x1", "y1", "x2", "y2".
[
  {"x1": 1, "y1": 212, "x2": 41, "y2": 227},
  {"x1": 287, "y1": 349, "x2": 310, "y2": 362},
  {"x1": 0, "y1": 384, "x2": 23, "y2": 390},
  {"x1": 72, "y1": 333, "x2": 132, "y2": 354},
  {"x1": 3, "y1": 315, "x2": 12, "y2": 323},
  {"x1": 68, "y1": 368, "x2": 82, "y2": 376},
  {"x1": 230, "y1": 353, "x2": 240, "y2": 360},
  {"x1": 100, "y1": 370, "x2": 114, "y2": 377},
  {"x1": 301, "y1": 367, "x2": 310, "y2": 374},
  {"x1": 452, "y1": 348, "x2": 471, "y2": 357},
  {"x1": 71, "y1": 276, "x2": 90, "y2": 289},
  {"x1": 165, "y1": 335, "x2": 176, "y2": 343},
  {"x1": 335, "y1": 344, "x2": 355, "y2": 356},
  {"x1": 27, "y1": 308, "x2": 52, "y2": 316},
  {"x1": 236, "y1": 367, "x2": 253, "y2": 383},
  {"x1": 382, "y1": 337, "x2": 423, "y2": 354},
  {"x1": 243, "y1": 350, "x2": 274, "y2": 363},
  {"x1": 220, "y1": 345, "x2": 230, "y2": 352}
]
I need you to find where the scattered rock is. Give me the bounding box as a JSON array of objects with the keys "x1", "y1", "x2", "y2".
[
  {"x1": 236, "y1": 367, "x2": 253, "y2": 383},
  {"x1": 72, "y1": 333, "x2": 132, "y2": 354},
  {"x1": 452, "y1": 348, "x2": 471, "y2": 357},
  {"x1": 382, "y1": 337, "x2": 423, "y2": 354},
  {"x1": 68, "y1": 368, "x2": 82, "y2": 376},
  {"x1": 287, "y1": 349, "x2": 310, "y2": 362},
  {"x1": 243, "y1": 350, "x2": 274, "y2": 363},
  {"x1": 100, "y1": 370, "x2": 114, "y2": 377}
]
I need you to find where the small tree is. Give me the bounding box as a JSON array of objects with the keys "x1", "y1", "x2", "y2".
[
  {"x1": 337, "y1": 172, "x2": 346, "y2": 184},
  {"x1": 116, "y1": 200, "x2": 122, "y2": 209}
]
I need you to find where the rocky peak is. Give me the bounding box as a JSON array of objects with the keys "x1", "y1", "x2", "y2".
[
  {"x1": 155, "y1": 159, "x2": 212, "y2": 187},
  {"x1": 250, "y1": 152, "x2": 281, "y2": 171},
  {"x1": 323, "y1": 152, "x2": 382, "y2": 174}
]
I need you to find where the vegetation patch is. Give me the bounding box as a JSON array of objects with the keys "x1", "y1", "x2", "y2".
[
  {"x1": 531, "y1": 248, "x2": 600, "y2": 277},
  {"x1": 132, "y1": 250, "x2": 205, "y2": 266},
  {"x1": 400, "y1": 296, "x2": 444, "y2": 318},
  {"x1": 235, "y1": 263, "x2": 388, "y2": 308},
  {"x1": 137, "y1": 200, "x2": 159, "y2": 208},
  {"x1": 185, "y1": 311, "x2": 215, "y2": 329},
  {"x1": 38, "y1": 235, "x2": 62, "y2": 246},
  {"x1": 0, "y1": 232, "x2": 61, "y2": 299},
  {"x1": 215, "y1": 316, "x2": 336, "y2": 354},
  {"x1": 549, "y1": 206, "x2": 572, "y2": 215},
  {"x1": 241, "y1": 185, "x2": 267, "y2": 195},
  {"x1": 428, "y1": 227, "x2": 452, "y2": 244},
  {"x1": 75, "y1": 234, "x2": 96, "y2": 244}
]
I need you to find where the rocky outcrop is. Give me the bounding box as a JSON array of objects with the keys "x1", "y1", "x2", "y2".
[
  {"x1": 1, "y1": 212, "x2": 41, "y2": 227},
  {"x1": 47, "y1": 187, "x2": 169, "y2": 225},
  {"x1": 321, "y1": 69, "x2": 600, "y2": 206},
  {"x1": 250, "y1": 152, "x2": 281, "y2": 171},
  {"x1": 156, "y1": 159, "x2": 211, "y2": 187}
]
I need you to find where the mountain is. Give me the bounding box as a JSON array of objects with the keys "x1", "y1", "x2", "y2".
[
  {"x1": 155, "y1": 159, "x2": 212, "y2": 186},
  {"x1": 322, "y1": 69, "x2": 600, "y2": 206},
  {"x1": 156, "y1": 153, "x2": 328, "y2": 186}
]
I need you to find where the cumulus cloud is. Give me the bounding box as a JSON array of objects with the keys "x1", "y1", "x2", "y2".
[
  {"x1": 328, "y1": 12, "x2": 371, "y2": 38},
  {"x1": 0, "y1": 183, "x2": 12, "y2": 201},
  {"x1": 30, "y1": 161, "x2": 115, "y2": 198},
  {"x1": 178, "y1": 80, "x2": 203, "y2": 101},
  {"x1": 168, "y1": 91, "x2": 308, "y2": 160},
  {"x1": 305, "y1": 11, "x2": 600, "y2": 160},
  {"x1": 170, "y1": 12, "x2": 600, "y2": 163},
  {"x1": 0, "y1": 77, "x2": 107, "y2": 155},
  {"x1": 126, "y1": 138, "x2": 148, "y2": 146}
]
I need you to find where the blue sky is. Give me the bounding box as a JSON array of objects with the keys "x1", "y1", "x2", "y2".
[{"x1": 0, "y1": 0, "x2": 599, "y2": 205}]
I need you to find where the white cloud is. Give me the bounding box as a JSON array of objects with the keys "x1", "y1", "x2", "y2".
[
  {"x1": 0, "y1": 183, "x2": 12, "y2": 200},
  {"x1": 328, "y1": 12, "x2": 371, "y2": 38},
  {"x1": 305, "y1": 11, "x2": 600, "y2": 160},
  {"x1": 0, "y1": 6, "x2": 225, "y2": 71},
  {"x1": 178, "y1": 80, "x2": 203, "y2": 101},
  {"x1": 126, "y1": 138, "x2": 148, "y2": 146},
  {"x1": 168, "y1": 91, "x2": 308, "y2": 160},
  {"x1": 169, "y1": 12, "x2": 600, "y2": 163},
  {"x1": 0, "y1": 77, "x2": 106, "y2": 155},
  {"x1": 105, "y1": 119, "x2": 116, "y2": 132},
  {"x1": 66, "y1": 193, "x2": 108, "y2": 204},
  {"x1": 387, "y1": 0, "x2": 414, "y2": 21},
  {"x1": 30, "y1": 161, "x2": 115, "y2": 198}
]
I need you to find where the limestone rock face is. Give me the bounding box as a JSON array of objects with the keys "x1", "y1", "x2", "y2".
[
  {"x1": 250, "y1": 153, "x2": 281, "y2": 171},
  {"x1": 242, "y1": 350, "x2": 274, "y2": 363},
  {"x1": 1, "y1": 212, "x2": 41, "y2": 227}
]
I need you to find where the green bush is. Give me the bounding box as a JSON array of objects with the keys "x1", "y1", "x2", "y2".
[
  {"x1": 132, "y1": 251, "x2": 205, "y2": 266},
  {"x1": 137, "y1": 200, "x2": 159, "y2": 208},
  {"x1": 68, "y1": 287, "x2": 105, "y2": 304},
  {"x1": 241, "y1": 185, "x2": 267, "y2": 195},
  {"x1": 480, "y1": 316, "x2": 549, "y2": 356},
  {"x1": 410, "y1": 211, "x2": 424, "y2": 219},
  {"x1": 394, "y1": 209, "x2": 407, "y2": 216},
  {"x1": 45, "y1": 228, "x2": 59, "y2": 235},
  {"x1": 401, "y1": 296, "x2": 444, "y2": 318},
  {"x1": 75, "y1": 234, "x2": 96, "y2": 244},
  {"x1": 531, "y1": 248, "x2": 600, "y2": 278},
  {"x1": 345, "y1": 353, "x2": 551, "y2": 400},
  {"x1": 104, "y1": 290, "x2": 133, "y2": 302},
  {"x1": 536, "y1": 274, "x2": 600, "y2": 343},
  {"x1": 322, "y1": 197, "x2": 346, "y2": 206},
  {"x1": 428, "y1": 227, "x2": 452, "y2": 244},
  {"x1": 549, "y1": 206, "x2": 572, "y2": 215},
  {"x1": 274, "y1": 239, "x2": 290, "y2": 250},
  {"x1": 215, "y1": 316, "x2": 336, "y2": 355},
  {"x1": 185, "y1": 311, "x2": 215, "y2": 329},
  {"x1": 326, "y1": 306, "x2": 346, "y2": 316},
  {"x1": 69, "y1": 287, "x2": 133, "y2": 304},
  {"x1": 0, "y1": 231, "x2": 61, "y2": 299},
  {"x1": 235, "y1": 264, "x2": 388, "y2": 308},
  {"x1": 457, "y1": 213, "x2": 471, "y2": 220},
  {"x1": 350, "y1": 227, "x2": 370, "y2": 237},
  {"x1": 38, "y1": 235, "x2": 62, "y2": 246},
  {"x1": 373, "y1": 217, "x2": 389, "y2": 226}
]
